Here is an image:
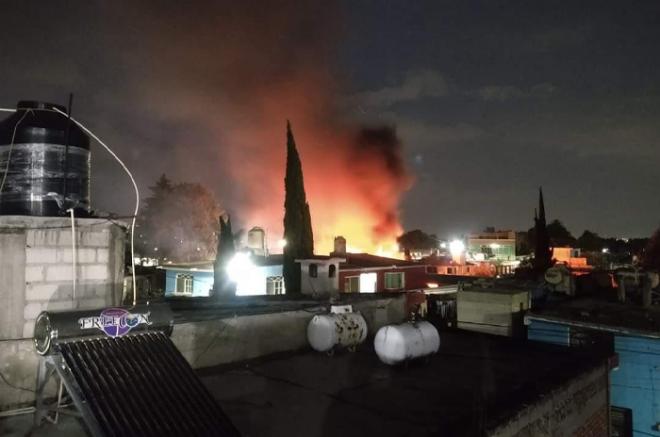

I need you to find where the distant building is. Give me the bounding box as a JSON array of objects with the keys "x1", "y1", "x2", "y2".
[
  {"x1": 433, "y1": 256, "x2": 496, "y2": 277},
  {"x1": 551, "y1": 247, "x2": 591, "y2": 271},
  {"x1": 161, "y1": 250, "x2": 433, "y2": 297},
  {"x1": 161, "y1": 254, "x2": 285, "y2": 297},
  {"x1": 246, "y1": 226, "x2": 267, "y2": 256},
  {"x1": 337, "y1": 253, "x2": 430, "y2": 294},
  {"x1": 468, "y1": 228, "x2": 516, "y2": 261},
  {"x1": 296, "y1": 256, "x2": 345, "y2": 296}
]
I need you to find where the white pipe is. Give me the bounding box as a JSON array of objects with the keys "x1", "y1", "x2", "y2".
[
  {"x1": 53, "y1": 108, "x2": 140, "y2": 306},
  {"x1": 0, "y1": 106, "x2": 140, "y2": 306},
  {"x1": 0, "y1": 406, "x2": 36, "y2": 418},
  {"x1": 67, "y1": 208, "x2": 77, "y2": 301}
]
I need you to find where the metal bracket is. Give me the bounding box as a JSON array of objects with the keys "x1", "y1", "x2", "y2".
[{"x1": 34, "y1": 354, "x2": 104, "y2": 436}]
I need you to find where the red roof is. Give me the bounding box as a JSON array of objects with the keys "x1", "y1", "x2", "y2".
[{"x1": 340, "y1": 253, "x2": 425, "y2": 270}]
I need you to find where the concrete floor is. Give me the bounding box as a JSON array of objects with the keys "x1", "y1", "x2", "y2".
[
  {"x1": 0, "y1": 330, "x2": 603, "y2": 437},
  {"x1": 0, "y1": 412, "x2": 87, "y2": 437}
]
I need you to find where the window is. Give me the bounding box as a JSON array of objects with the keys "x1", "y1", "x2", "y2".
[
  {"x1": 344, "y1": 276, "x2": 359, "y2": 293},
  {"x1": 266, "y1": 276, "x2": 284, "y2": 295},
  {"x1": 359, "y1": 273, "x2": 377, "y2": 293},
  {"x1": 175, "y1": 274, "x2": 193, "y2": 295},
  {"x1": 328, "y1": 264, "x2": 336, "y2": 278},
  {"x1": 309, "y1": 263, "x2": 318, "y2": 278},
  {"x1": 384, "y1": 272, "x2": 404, "y2": 290},
  {"x1": 610, "y1": 406, "x2": 632, "y2": 437},
  {"x1": 447, "y1": 267, "x2": 454, "y2": 275}
]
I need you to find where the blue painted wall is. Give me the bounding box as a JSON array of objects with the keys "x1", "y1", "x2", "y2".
[
  {"x1": 163, "y1": 264, "x2": 284, "y2": 297},
  {"x1": 527, "y1": 320, "x2": 570, "y2": 346},
  {"x1": 527, "y1": 318, "x2": 660, "y2": 437},
  {"x1": 611, "y1": 335, "x2": 660, "y2": 437},
  {"x1": 164, "y1": 269, "x2": 213, "y2": 297}
]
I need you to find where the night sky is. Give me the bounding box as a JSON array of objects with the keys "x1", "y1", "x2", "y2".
[{"x1": 1, "y1": 1, "x2": 658, "y2": 241}]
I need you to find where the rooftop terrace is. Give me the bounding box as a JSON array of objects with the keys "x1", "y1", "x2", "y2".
[
  {"x1": 2, "y1": 329, "x2": 610, "y2": 436},
  {"x1": 527, "y1": 296, "x2": 660, "y2": 338}
]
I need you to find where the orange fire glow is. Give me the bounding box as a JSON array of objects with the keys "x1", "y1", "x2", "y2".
[{"x1": 124, "y1": 3, "x2": 411, "y2": 257}]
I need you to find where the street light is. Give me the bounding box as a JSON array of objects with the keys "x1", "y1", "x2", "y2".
[
  {"x1": 226, "y1": 252, "x2": 256, "y2": 283},
  {"x1": 449, "y1": 239, "x2": 465, "y2": 258}
]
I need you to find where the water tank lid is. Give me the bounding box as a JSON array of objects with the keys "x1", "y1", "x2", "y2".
[
  {"x1": 16, "y1": 100, "x2": 67, "y2": 113},
  {"x1": 0, "y1": 100, "x2": 89, "y2": 149}
]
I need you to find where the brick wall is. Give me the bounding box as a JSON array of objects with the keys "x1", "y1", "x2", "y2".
[
  {"x1": 490, "y1": 363, "x2": 610, "y2": 437},
  {"x1": 0, "y1": 215, "x2": 126, "y2": 410},
  {"x1": 575, "y1": 405, "x2": 608, "y2": 437}
]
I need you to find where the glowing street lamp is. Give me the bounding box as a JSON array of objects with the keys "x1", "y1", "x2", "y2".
[
  {"x1": 226, "y1": 252, "x2": 255, "y2": 283},
  {"x1": 449, "y1": 239, "x2": 465, "y2": 258}
]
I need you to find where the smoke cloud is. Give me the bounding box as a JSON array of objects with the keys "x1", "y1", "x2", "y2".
[{"x1": 105, "y1": 1, "x2": 411, "y2": 254}]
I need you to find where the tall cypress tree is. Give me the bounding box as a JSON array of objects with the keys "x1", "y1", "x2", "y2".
[
  {"x1": 213, "y1": 214, "x2": 236, "y2": 299},
  {"x1": 282, "y1": 121, "x2": 314, "y2": 294},
  {"x1": 533, "y1": 187, "x2": 553, "y2": 274}
]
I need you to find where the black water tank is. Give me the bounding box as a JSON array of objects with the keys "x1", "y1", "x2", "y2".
[{"x1": 0, "y1": 101, "x2": 91, "y2": 216}]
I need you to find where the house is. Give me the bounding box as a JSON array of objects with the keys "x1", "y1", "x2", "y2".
[
  {"x1": 431, "y1": 255, "x2": 496, "y2": 277},
  {"x1": 552, "y1": 246, "x2": 592, "y2": 271},
  {"x1": 161, "y1": 254, "x2": 285, "y2": 297},
  {"x1": 335, "y1": 253, "x2": 429, "y2": 293},
  {"x1": 296, "y1": 255, "x2": 345, "y2": 295},
  {"x1": 526, "y1": 295, "x2": 660, "y2": 436},
  {"x1": 297, "y1": 252, "x2": 432, "y2": 295},
  {"x1": 468, "y1": 228, "x2": 516, "y2": 261},
  {"x1": 162, "y1": 250, "x2": 433, "y2": 297}
]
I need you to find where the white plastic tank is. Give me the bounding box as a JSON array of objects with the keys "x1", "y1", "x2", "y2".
[
  {"x1": 307, "y1": 312, "x2": 367, "y2": 353},
  {"x1": 374, "y1": 321, "x2": 440, "y2": 365}
]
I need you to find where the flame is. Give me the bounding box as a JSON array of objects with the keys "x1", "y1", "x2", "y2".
[{"x1": 114, "y1": 3, "x2": 410, "y2": 257}]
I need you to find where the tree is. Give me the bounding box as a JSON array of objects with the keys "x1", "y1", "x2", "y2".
[
  {"x1": 213, "y1": 214, "x2": 236, "y2": 299},
  {"x1": 577, "y1": 230, "x2": 603, "y2": 252},
  {"x1": 533, "y1": 187, "x2": 553, "y2": 274},
  {"x1": 397, "y1": 230, "x2": 439, "y2": 253},
  {"x1": 282, "y1": 121, "x2": 314, "y2": 294},
  {"x1": 137, "y1": 175, "x2": 221, "y2": 262},
  {"x1": 546, "y1": 220, "x2": 576, "y2": 246},
  {"x1": 528, "y1": 220, "x2": 576, "y2": 248},
  {"x1": 642, "y1": 227, "x2": 660, "y2": 271}
]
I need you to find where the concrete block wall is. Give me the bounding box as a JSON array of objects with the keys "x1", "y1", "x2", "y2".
[
  {"x1": 490, "y1": 363, "x2": 609, "y2": 436},
  {"x1": 0, "y1": 216, "x2": 126, "y2": 410},
  {"x1": 172, "y1": 296, "x2": 407, "y2": 369},
  {"x1": 457, "y1": 289, "x2": 529, "y2": 337}
]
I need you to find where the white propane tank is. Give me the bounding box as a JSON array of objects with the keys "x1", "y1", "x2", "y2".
[
  {"x1": 374, "y1": 321, "x2": 440, "y2": 365},
  {"x1": 307, "y1": 312, "x2": 367, "y2": 353}
]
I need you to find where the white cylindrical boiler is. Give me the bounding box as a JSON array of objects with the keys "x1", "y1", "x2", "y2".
[
  {"x1": 307, "y1": 312, "x2": 368, "y2": 353},
  {"x1": 374, "y1": 321, "x2": 440, "y2": 365}
]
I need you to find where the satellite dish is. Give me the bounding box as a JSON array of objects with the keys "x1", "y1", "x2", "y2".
[{"x1": 545, "y1": 267, "x2": 564, "y2": 285}]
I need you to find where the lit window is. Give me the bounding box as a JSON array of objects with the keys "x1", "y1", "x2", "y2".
[
  {"x1": 359, "y1": 273, "x2": 377, "y2": 293},
  {"x1": 175, "y1": 274, "x2": 193, "y2": 295},
  {"x1": 309, "y1": 263, "x2": 318, "y2": 278},
  {"x1": 328, "y1": 264, "x2": 336, "y2": 278},
  {"x1": 384, "y1": 272, "x2": 404, "y2": 290},
  {"x1": 266, "y1": 276, "x2": 284, "y2": 295},
  {"x1": 344, "y1": 276, "x2": 359, "y2": 293}
]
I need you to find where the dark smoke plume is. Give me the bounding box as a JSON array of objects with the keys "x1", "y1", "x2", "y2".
[{"x1": 102, "y1": 1, "x2": 411, "y2": 254}]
